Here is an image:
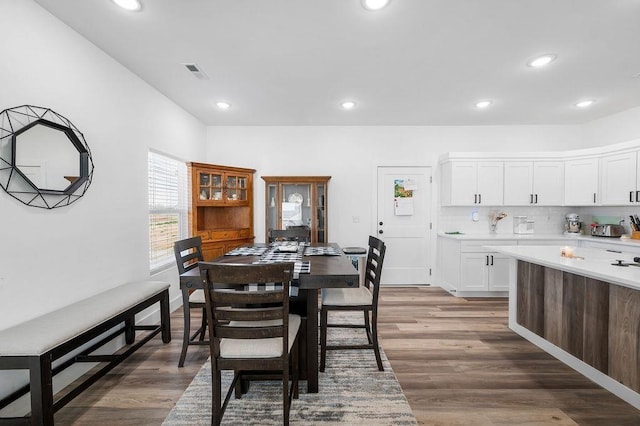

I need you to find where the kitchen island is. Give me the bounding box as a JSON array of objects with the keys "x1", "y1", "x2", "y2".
[{"x1": 492, "y1": 245, "x2": 640, "y2": 409}]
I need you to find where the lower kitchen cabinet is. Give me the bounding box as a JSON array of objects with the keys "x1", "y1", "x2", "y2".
[
  {"x1": 460, "y1": 252, "x2": 511, "y2": 292},
  {"x1": 437, "y1": 235, "x2": 513, "y2": 297}
]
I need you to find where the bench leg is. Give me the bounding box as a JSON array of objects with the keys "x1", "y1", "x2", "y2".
[
  {"x1": 160, "y1": 290, "x2": 171, "y2": 344},
  {"x1": 124, "y1": 317, "x2": 135, "y2": 344},
  {"x1": 29, "y1": 355, "x2": 53, "y2": 426}
]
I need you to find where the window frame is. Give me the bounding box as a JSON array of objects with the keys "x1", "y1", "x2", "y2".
[{"x1": 148, "y1": 150, "x2": 188, "y2": 273}]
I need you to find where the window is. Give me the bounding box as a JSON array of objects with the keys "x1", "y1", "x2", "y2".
[{"x1": 148, "y1": 151, "x2": 188, "y2": 272}]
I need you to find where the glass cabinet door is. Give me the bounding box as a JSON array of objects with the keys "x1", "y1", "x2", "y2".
[
  {"x1": 316, "y1": 183, "x2": 326, "y2": 243},
  {"x1": 281, "y1": 183, "x2": 312, "y2": 229},
  {"x1": 226, "y1": 174, "x2": 248, "y2": 202},
  {"x1": 198, "y1": 172, "x2": 211, "y2": 200},
  {"x1": 211, "y1": 172, "x2": 223, "y2": 201},
  {"x1": 198, "y1": 171, "x2": 224, "y2": 201},
  {"x1": 266, "y1": 183, "x2": 278, "y2": 232}
]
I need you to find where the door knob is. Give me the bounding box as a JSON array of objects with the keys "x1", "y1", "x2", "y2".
[
  {"x1": 379, "y1": 221, "x2": 384, "y2": 226},
  {"x1": 378, "y1": 230, "x2": 383, "y2": 234}
]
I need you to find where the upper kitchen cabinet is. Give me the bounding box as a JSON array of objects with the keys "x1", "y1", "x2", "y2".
[
  {"x1": 262, "y1": 176, "x2": 330, "y2": 244},
  {"x1": 440, "y1": 161, "x2": 503, "y2": 206},
  {"x1": 564, "y1": 157, "x2": 599, "y2": 206},
  {"x1": 600, "y1": 150, "x2": 640, "y2": 205},
  {"x1": 503, "y1": 161, "x2": 564, "y2": 206},
  {"x1": 187, "y1": 162, "x2": 255, "y2": 260}
]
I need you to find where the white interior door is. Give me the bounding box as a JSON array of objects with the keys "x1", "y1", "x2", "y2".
[{"x1": 376, "y1": 166, "x2": 431, "y2": 285}]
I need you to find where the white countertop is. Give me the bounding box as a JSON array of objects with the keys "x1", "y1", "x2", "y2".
[
  {"x1": 438, "y1": 232, "x2": 568, "y2": 241},
  {"x1": 438, "y1": 231, "x2": 640, "y2": 249},
  {"x1": 492, "y1": 245, "x2": 640, "y2": 291}
]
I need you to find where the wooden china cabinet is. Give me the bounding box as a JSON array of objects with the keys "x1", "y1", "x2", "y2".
[
  {"x1": 187, "y1": 162, "x2": 255, "y2": 260},
  {"x1": 262, "y1": 176, "x2": 330, "y2": 244}
]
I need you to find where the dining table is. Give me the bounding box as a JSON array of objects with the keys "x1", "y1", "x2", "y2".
[{"x1": 178, "y1": 242, "x2": 359, "y2": 393}]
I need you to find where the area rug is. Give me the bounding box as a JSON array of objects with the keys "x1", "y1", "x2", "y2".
[{"x1": 163, "y1": 312, "x2": 417, "y2": 425}]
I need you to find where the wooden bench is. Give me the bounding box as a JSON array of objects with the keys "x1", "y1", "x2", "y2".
[{"x1": 0, "y1": 281, "x2": 171, "y2": 426}]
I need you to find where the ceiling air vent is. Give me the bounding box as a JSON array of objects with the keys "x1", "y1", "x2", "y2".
[{"x1": 182, "y1": 63, "x2": 209, "y2": 80}]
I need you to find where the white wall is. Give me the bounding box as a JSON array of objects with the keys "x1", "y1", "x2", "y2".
[
  {"x1": 581, "y1": 106, "x2": 640, "y2": 146},
  {"x1": 206, "y1": 125, "x2": 582, "y2": 247},
  {"x1": 0, "y1": 0, "x2": 206, "y2": 405},
  {"x1": 0, "y1": 2, "x2": 205, "y2": 330}
]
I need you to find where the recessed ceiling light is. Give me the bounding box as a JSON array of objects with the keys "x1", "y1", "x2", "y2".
[
  {"x1": 527, "y1": 54, "x2": 557, "y2": 68},
  {"x1": 111, "y1": 0, "x2": 142, "y2": 11},
  {"x1": 341, "y1": 101, "x2": 357, "y2": 110},
  {"x1": 362, "y1": 0, "x2": 391, "y2": 11},
  {"x1": 575, "y1": 100, "x2": 594, "y2": 108},
  {"x1": 216, "y1": 101, "x2": 231, "y2": 110},
  {"x1": 475, "y1": 100, "x2": 492, "y2": 109}
]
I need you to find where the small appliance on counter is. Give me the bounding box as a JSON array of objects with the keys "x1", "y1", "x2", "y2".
[
  {"x1": 564, "y1": 213, "x2": 582, "y2": 234},
  {"x1": 513, "y1": 216, "x2": 534, "y2": 234},
  {"x1": 590, "y1": 223, "x2": 625, "y2": 238}
]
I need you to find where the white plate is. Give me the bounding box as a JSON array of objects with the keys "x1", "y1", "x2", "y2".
[{"x1": 288, "y1": 192, "x2": 303, "y2": 204}]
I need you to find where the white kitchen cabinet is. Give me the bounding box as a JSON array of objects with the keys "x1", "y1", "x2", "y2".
[
  {"x1": 580, "y1": 239, "x2": 640, "y2": 256},
  {"x1": 503, "y1": 161, "x2": 564, "y2": 206},
  {"x1": 460, "y1": 252, "x2": 511, "y2": 292},
  {"x1": 441, "y1": 161, "x2": 503, "y2": 206},
  {"x1": 600, "y1": 151, "x2": 640, "y2": 205},
  {"x1": 564, "y1": 157, "x2": 599, "y2": 205},
  {"x1": 436, "y1": 235, "x2": 513, "y2": 296}
]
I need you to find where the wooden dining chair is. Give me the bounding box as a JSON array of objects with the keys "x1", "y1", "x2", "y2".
[
  {"x1": 199, "y1": 262, "x2": 301, "y2": 426},
  {"x1": 173, "y1": 236, "x2": 208, "y2": 367},
  {"x1": 320, "y1": 236, "x2": 387, "y2": 371},
  {"x1": 269, "y1": 227, "x2": 311, "y2": 243}
]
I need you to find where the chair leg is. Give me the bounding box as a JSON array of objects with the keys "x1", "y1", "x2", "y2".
[
  {"x1": 320, "y1": 307, "x2": 328, "y2": 372},
  {"x1": 292, "y1": 336, "x2": 299, "y2": 399},
  {"x1": 283, "y1": 358, "x2": 290, "y2": 426},
  {"x1": 372, "y1": 313, "x2": 384, "y2": 371},
  {"x1": 198, "y1": 308, "x2": 207, "y2": 340},
  {"x1": 212, "y1": 367, "x2": 222, "y2": 426},
  {"x1": 178, "y1": 300, "x2": 192, "y2": 368},
  {"x1": 364, "y1": 310, "x2": 373, "y2": 344}
]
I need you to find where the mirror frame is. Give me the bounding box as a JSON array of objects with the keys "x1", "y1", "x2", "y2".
[{"x1": 0, "y1": 105, "x2": 94, "y2": 209}]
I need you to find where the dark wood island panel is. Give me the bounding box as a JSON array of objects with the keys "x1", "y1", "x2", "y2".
[
  {"x1": 609, "y1": 285, "x2": 640, "y2": 392},
  {"x1": 516, "y1": 261, "x2": 616, "y2": 380}
]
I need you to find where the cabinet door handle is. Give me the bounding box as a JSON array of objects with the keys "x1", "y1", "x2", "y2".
[
  {"x1": 474, "y1": 194, "x2": 477, "y2": 204},
  {"x1": 529, "y1": 194, "x2": 533, "y2": 204},
  {"x1": 478, "y1": 194, "x2": 482, "y2": 204},
  {"x1": 534, "y1": 194, "x2": 538, "y2": 204},
  {"x1": 491, "y1": 255, "x2": 494, "y2": 265},
  {"x1": 636, "y1": 191, "x2": 640, "y2": 203},
  {"x1": 486, "y1": 255, "x2": 489, "y2": 266},
  {"x1": 593, "y1": 193, "x2": 596, "y2": 204},
  {"x1": 631, "y1": 191, "x2": 634, "y2": 203}
]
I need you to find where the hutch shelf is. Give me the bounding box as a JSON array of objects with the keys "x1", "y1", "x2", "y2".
[
  {"x1": 187, "y1": 162, "x2": 255, "y2": 260},
  {"x1": 262, "y1": 176, "x2": 330, "y2": 244}
]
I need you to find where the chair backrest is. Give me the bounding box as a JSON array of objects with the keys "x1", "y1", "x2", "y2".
[
  {"x1": 269, "y1": 227, "x2": 311, "y2": 243},
  {"x1": 199, "y1": 262, "x2": 295, "y2": 360},
  {"x1": 174, "y1": 236, "x2": 204, "y2": 275},
  {"x1": 364, "y1": 236, "x2": 386, "y2": 309}
]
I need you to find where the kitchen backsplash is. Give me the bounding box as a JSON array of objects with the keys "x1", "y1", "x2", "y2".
[
  {"x1": 439, "y1": 206, "x2": 640, "y2": 235},
  {"x1": 577, "y1": 206, "x2": 640, "y2": 234},
  {"x1": 439, "y1": 206, "x2": 567, "y2": 235}
]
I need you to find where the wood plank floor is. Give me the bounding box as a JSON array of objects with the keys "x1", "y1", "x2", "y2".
[{"x1": 52, "y1": 286, "x2": 640, "y2": 425}]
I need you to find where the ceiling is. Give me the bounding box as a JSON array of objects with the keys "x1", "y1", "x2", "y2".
[{"x1": 33, "y1": 0, "x2": 640, "y2": 126}]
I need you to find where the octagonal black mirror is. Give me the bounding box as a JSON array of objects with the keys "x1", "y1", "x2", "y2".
[{"x1": 0, "y1": 105, "x2": 94, "y2": 209}]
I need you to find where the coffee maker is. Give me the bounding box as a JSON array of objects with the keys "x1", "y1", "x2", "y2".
[{"x1": 565, "y1": 213, "x2": 582, "y2": 234}]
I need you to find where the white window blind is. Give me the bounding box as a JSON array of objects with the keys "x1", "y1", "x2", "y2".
[{"x1": 148, "y1": 151, "x2": 188, "y2": 272}]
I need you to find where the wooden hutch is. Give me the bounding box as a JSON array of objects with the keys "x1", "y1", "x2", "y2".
[
  {"x1": 187, "y1": 162, "x2": 255, "y2": 260},
  {"x1": 262, "y1": 176, "x2": 330, "y2": 244}
]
